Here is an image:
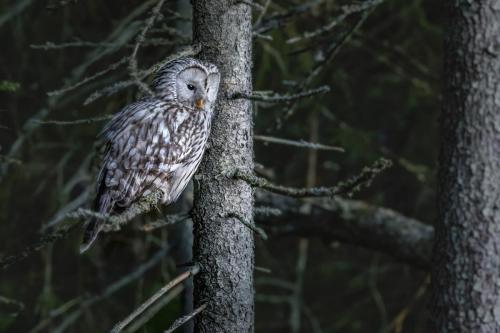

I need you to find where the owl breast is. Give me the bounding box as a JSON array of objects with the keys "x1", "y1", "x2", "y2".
[{"x1": 143, "y1": 103, "x2": 212, "y2": 204}]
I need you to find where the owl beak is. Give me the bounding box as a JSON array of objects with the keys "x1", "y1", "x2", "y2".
[{"x1": 195, "y1": 98, "x2": 205, "y2": 109}]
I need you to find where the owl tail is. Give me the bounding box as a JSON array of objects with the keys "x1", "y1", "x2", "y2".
[
  {"x1": 80, "y1": 218, "x2": 102, "y2": 253},
  {"x1": 80, "y1": 190, "x2": 113, "y2": 253}
]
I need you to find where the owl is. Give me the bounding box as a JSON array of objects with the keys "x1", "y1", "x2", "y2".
[{"x1": 80, "y1": 57, "x2": 221, "y2": 253}]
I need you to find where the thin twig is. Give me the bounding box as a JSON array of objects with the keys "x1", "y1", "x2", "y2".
[
  {"x1": 255, "y1": 135, "x2": 344, "y2": 152},
  {"x1": 47, "y1": 56, "x2": 129, "y2": 97},
  {"x1": 233, "y1": 85, "x2": 330, "y2": 103},
  {"x1": 235, "y1": 158, "x2": 392, "y2": 198},
  {"x1": 140, "y1": 214, "x2": 190, "y2": 232},
  {"x1": 31, "y1": 38, "x2": 183, "y2": 50},
  {"x1": 0, "y1": 220, "x2": 79, "y2": 270},
  {"x1": 0, "y1": 295, "x2": 25, "y2": 317},
  {"x1": 255, "y1": 266, "x2": 272, "y2": 274},
  {"x1": 274, "y1": 10, "x2": 372, "y2": 129},
  {"x1": 128, "y1": 0, "x2": 167, "y2": 96},
  {"x1": 254, "y1": 0, "x2": 271, "y2": 28},
  {"x1": 252, "y1": 32, "x2": 274, "y2": 41},
  {"x1": 31, "y1": 114, "x2": 112, "y2": 126},
  {"x1": 163, "y1": 303, "x2": 207, "y2": 333},
  {"x1": 286, "y1": 0, "x2": 385, "y2": 44},
  {"x1": 29, "y1": 297, "x2": 81, "y2": 333},
  {"x1": 124, "y1": 285, "x2": 184, "y2": 333},
  {"x1": 36, "y1": 245, "x2": 171, "y2": 333},
  {"x1": 32, "y1": 41, "x2": 125, "y2": 50},
  {"x1": 254, "y1": 206, "x2": 282, "y2": 217},
  {"x1": 84, "y1": 44, "x2": 201, "y2": 105},
  {"x1": 111, "y1": 264, "x2": 200, "y2": 333},
  {"x1": 0, "y1": 189, "x2": 164, "y2": 270},
  {"x1": 253, "y1": 0, "x2": 325, "y2": 35}
]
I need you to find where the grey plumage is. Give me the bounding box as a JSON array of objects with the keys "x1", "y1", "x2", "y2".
[{"x1": 80, "y1": 57, "x2": 220, "y2": 253}]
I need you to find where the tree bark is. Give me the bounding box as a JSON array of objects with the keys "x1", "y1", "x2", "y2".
[
  {"x1": 192, "y1": 1, "x2": 254, "y2": 333},
  {"x1": 430, "y1": 1, "x2": 500, "y2": 331}
]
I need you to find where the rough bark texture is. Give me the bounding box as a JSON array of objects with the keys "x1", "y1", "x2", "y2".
[
  {"x1": 431, "y1": 1, "x2": 500, "y2": 331},
  {"x1": 256, "y1": 192, "x2": 433, "y2": 270},
  {"x1": 192, "y1": 1, "x2": 254, "y2": 333}
]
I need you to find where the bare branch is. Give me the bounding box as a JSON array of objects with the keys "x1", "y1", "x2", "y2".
[
  {"x1": 286, "y1": 0, "x2": 385, "y2": 44},
  {"x1": 255, "y1": 134, "x2": 344, "y2": 152},
  {"x1": 254, "y1": 0, "x2": 271, "y2": 28},
  {"x1": 253, "y1": 0, "x2": 325, "y2": 35},
  {"x1": 140, "y1": 214, "x2": 190, "y2": 232},
  {"x1": 0, "y1": 0, "x2": 33, "y2": 27},
  {"x1": 31, "y1": 38, "x2": 184, "y2": 50},
  {"x1": 83, "y1": 44, "x2": 201, "y2": 105},
  {"x1": 124, "y1": 285, "x2": 184, "y2": 333},
  {"x1": 235, "y1": 158, "x2": 392, "y2": 198},
  {"x1": 254, "y1": 206, "x2": 282, "y2": 218},
  {"x1": 32, "y1": 245, "x2": 171, "y2": 333},
  {"x1": 252, "y1": 31, "x2": 273, "y2": 41},
  {"x1": 31, "y1": 114, "x2": 112, "y2": 126},
  {"x1": 47, "y1": 56, "x2": 129, "y2": 97},
  {"x1": 274, "y1": 10, "x2": 372, "y2": 129},
  {"x1": 0, "y1": 220, "x2": 79, "y2": 270},
  {"x1": 233, "y1": 85, "x2": 330, "y2": 103},
  {"x1": 0, "y1": 295, "x2": 24, "y2": 317},
  {"x1": 128, "y1": 0, "x2": 168, "y2": 96},
  {"x1": 163, "y1": 303, "x2": 207, "y2": 333},
  {"x1": 111, "y1": 265, "x2": 200, "y2": 333}
]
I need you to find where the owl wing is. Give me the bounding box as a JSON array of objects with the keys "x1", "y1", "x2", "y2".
[
  {"x1": 97, "y1": 100, "x2": 190, "y2": 208},
  {"x1": 81, "y1": 100, "x2": 189, "y2": 252}
]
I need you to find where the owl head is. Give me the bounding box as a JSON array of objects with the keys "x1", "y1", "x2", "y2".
[{"x1": 152, "y1": 57, "x2": 221, "y2": 110}]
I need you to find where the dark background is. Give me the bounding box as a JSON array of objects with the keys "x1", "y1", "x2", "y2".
[{"x1": 0, "y1": 0, "x2": 441, "y2": 332}]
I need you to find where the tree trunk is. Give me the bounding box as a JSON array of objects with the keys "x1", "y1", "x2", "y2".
[
  {"x1": 430, "y1": 1, "x2": 500, "y2": 331},
  {"x1": 191, "y1": 1, "x2": 254, "y2": 332}
]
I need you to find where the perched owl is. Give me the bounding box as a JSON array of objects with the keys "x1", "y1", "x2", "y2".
[{"x1": 80, "y1": 57, "x2": 220, "y2": 253}]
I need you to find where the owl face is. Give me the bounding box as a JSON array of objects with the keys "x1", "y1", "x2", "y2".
[
  {"x1": 176, "y1": 67, "x2": 209, "y2": 109},
  {"x1": 153, "y1": 58, "x2": 220, "y2": 110}
]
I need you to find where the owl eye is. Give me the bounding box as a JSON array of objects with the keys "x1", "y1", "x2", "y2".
[{"x1": 187, "y1": 84, "x2": 195, "y2": 91}]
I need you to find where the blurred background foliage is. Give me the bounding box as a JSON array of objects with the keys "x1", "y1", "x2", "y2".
[{"x1": 0, "y1": 0, "x2": 441, "y2": 332}]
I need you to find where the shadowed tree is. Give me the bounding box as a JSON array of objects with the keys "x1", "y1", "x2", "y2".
[
  {"x1": 431, "y1": 1, "x2": 500, "y2": 331},
  {"x1": 191, "y1": 1, "x2": 255, "y2": 332}
]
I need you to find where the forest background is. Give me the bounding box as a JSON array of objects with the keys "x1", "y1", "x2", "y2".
[{"x1": 0, "y1": 0, "x2": 440, "y2": 332}]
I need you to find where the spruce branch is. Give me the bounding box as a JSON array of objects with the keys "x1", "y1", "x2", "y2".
[{"x1": 235, "y1": 158, "x2": 392, "y2": 198}]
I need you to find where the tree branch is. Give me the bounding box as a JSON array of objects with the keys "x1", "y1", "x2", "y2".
[
  {"x1": 286, "y1": 0, "x2": 385, "y2": 44},
  {"x1": 67, "y1": 189, "x2": 163, "y2": 232},
  {"x1": 111, "y1": 264, "x2": 200, "y2": 333},
  {"x1": 255, "y1": 192, "x2": 433, "y2": 270},
  {"x1": 235, "y1": 158, "x2": 392, "y2": 198},
  {"x1": 232, "y1": 85, "x2": 330, "y2": 103},
  {"x1": 163, "y1": 303, "x2": 207, "y2": 333},
  {"x1": 255, "y1": 134, "x2": 344, "y2": 152}
]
